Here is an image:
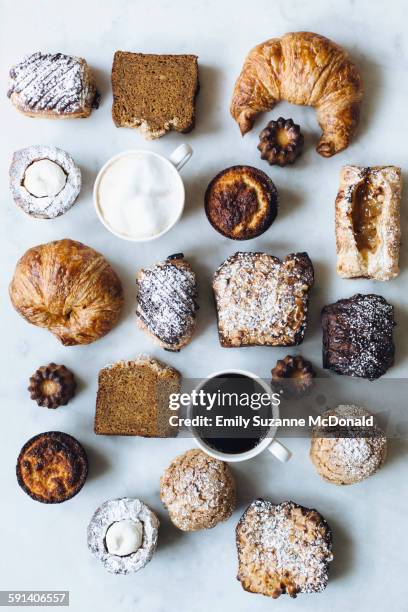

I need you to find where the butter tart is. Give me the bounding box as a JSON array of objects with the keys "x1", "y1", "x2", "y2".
[
  {"x1": 271, "y1": 355, "x2": 316, "y2": 398},
  {"x1": 28, "y1": 363, "x2": 76, "y2": 408},
  {"x1": 336, "y1": 166, "x2": 401, "y2": 280},
  {"x1": 16, "y1": 431, "x2": 88, "y2": 503},
  {"x1": 204, "y1": 166, "x2": 278, "y2": 240},
  {"x1": 258, "y1": 118, "x2": 304, "y2": 166},
  {"x1": 9, "y1": 239, "x2": 124, "y2": 346}
]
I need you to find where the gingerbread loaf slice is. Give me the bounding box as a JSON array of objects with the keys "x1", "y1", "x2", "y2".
[
  {"x1": 111, "y1": 52, "x2": 199, "y2": 139},
  {"x1": 94, "y1": 357, "x2": 180, "y2": 437}
]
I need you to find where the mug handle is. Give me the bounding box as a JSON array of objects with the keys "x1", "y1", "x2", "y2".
[
  {"x1": 267, "y1": 439, "x2": 292, "y2": 462},
  {"x1": 169, "y1": 144, "x2": 193, "y2": 171}
]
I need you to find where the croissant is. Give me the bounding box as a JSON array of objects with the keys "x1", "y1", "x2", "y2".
[
  {"x1": 231, "y1": 32, "x2": 363, "y2": 157},
  {"x1": 9, "y1": 239, "x2": 124, "y2": 346}
]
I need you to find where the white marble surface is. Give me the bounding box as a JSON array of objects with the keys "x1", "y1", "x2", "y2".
[{"x1": 1, "y1": 0, "x2": 408, "y2": 610}]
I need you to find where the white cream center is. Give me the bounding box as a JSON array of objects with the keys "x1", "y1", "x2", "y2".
[
  {"x1": 97, "y1": 153, "x2": 183, "y2": 240},
  {"x1": 23, "y1": 159, "x2": 67, "y2": 198},
  {"x1": 105, "y1": 519, "x2": 143, "y2": 557}
]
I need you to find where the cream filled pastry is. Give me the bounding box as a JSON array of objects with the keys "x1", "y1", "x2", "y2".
[
  {"x1": 105, "y1": 519, "x2": 143, "y2": 556},
  {"x1": 9, "y1": 145, "x2": 81, "y2": 219}
]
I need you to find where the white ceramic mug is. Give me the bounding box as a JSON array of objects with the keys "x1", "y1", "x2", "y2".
[
  {"x1": 93, "y1": 143, "x2": 193, "y2": 242},
  {"x1": 189, "y1": 369, "x2": 291, "y2": 464}
]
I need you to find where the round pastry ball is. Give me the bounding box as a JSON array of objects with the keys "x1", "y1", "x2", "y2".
[
  {"x1": 310, "y1": 405, "x2": 387, "y2": 485},
  {"x1": 160, "y1": 449, "x2": 236, "y2": 531}
]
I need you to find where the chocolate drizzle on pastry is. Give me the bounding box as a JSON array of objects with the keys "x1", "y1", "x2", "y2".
[
  {"x1": 28, "y1": 363, "x2": 76, "y2": 409},
  {"x1": 8, "y1": 52, "x2": 99, "y2": 115},
  {"x1": 136, "y1": 255, "x2": 199, "y2": 351},
  {"x1": 322, "y1": 293, "x2": 396, "y2": 380}
]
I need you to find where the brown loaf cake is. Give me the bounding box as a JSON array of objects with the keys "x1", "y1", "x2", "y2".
[
  {"x1": 111, "y1": 52, "x2": 199, "y2": 139},
  {"x1": 94, "y1": 356, "x2": 181, "y2": 437}
]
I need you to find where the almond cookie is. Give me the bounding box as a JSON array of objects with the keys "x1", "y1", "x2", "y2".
[
  {"x1": 160, "y1": 449, "x2": 236, "y2": 531},
  {"x1": 236, "y1": 499, "x2": 333, "y2": 599},
  {"x1": 310, "y1": 405, "x2": 387, "y2": 485}
]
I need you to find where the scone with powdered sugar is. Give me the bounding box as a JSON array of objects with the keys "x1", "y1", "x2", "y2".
[
  {"x1": 136, "y1": 254, "x2": 199, "y2": 351},
  {"x1": 236, "y1": 499, "x2": 333, "y2": 599},
  {"x1": 213, "y1": 252, "x2": 314, "y2": 347},
  {"x1": 7, "y1": 52, "x2": 99, "y2": 118},
  {"x1": 310, "y1": 405, "x2": 387, "y2": 485}
]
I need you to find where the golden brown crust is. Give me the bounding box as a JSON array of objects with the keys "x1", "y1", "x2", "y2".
[
  {"x1": 204, "y1": 166, "x2": 278, "y2": 239},
  {"x1": 213, "y1": 252, "x2": 314, "y2": 347},
  {"x1": 236, "y1": 499, "x2": 333, "y2": 599},
  {"x1": 28, "y1": 363, "x2": 76, "y2": 408},
  {"x1": 16, "y1": 432, "x2": 88, "y2": 503},
  {"x1": 231, "y1": 32, "x2": 363, "y2": 157},
  {"x1": 9, "y1": 239, "x2": 124, "y2": 346},
  {"x1": 336, "y1": 166, "x2": 401, "y2": 281}
]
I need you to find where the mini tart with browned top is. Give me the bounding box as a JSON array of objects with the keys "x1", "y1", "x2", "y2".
[
  {"x1": 16, "y1": 431, "x2": 88, "y2": 503},
  {"x1": 204, "y1": 165, "x2": 278, "y2": 240}
]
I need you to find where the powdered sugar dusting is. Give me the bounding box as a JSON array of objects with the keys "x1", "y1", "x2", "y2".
[
  {"x1": 8, "y1": 52, "x2": 98, "y2": 114},
  {"x1": 136, "y1": 258, "x2": 198, "y2": 348},
  {"x1": 237, "y1": 499, "x2": 333, "y2": 597},
  {"x1": 311, "y1": 405, "x2": 387, "y2": 484},
  {"x1": 9, "y1": 145, "x2": 81, "y2": 219},
  {"x1": 322, "y1": 293, "x2": 395, "y2": 380},
  {"x1": 87, "y1": 498, "x2": 159, "y2": 575},
  {"x1": 213, "y1": 252, "x2": 314, "y2": 347}
]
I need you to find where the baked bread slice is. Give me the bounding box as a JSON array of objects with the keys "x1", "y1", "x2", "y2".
[
  {"x1": 94, "y1": 356, "x2": 181, "y2": 437},
  {"x1": 136, "y1": 254, "x2": 199, "y2": 351},
  {"x1": 111, "y1": 52, "x2": 199, "y2": 139},
  {"x1": 7, "y1": 52, "x2": 99, "y2": 118},
  {"x1": 236, "y1": 499, "x2": 333, "y2": 599},
  {"x1": 336, "y1": 166, "x2": 401, "y2": 280},
  {"x1": 213, "y1": 252, "x2": 314, "y2": 347}
]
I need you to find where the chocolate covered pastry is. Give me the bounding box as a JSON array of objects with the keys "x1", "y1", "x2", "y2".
[
  {"x1": 336, "y1": 166, "x2": 401, "y2": 280},
  {"x1": 322, "y1": 293, "x2": 395, "y2": 380},
  {"x1": 8, "y1": 52, "x2": 99, "y2": 118},
  {"x1": 213, "y1": 252, "x2": 314, "y2": 347},
  {"x1": 136, "y1": 254, "x2": 198, "y2": 351},
  {"x1": 236, "y1": 499, "x2": 333, "y2": 599},
  {"x1": 204, "y1": 166, "x2": 278, "y2": 240}
]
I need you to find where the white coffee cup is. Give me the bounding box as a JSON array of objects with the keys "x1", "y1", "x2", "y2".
[
  {"x1": 93, "y1": 144, "x2": 193, "y2": 242},
  {"x1": 189, "y1": 369, "x2": 291, "y2": 463}
]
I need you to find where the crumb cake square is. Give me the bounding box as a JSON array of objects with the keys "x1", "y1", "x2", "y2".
[
  {"x1": 111, "y1": 52, "x2": 199, "y2": 139},
  {"x1": 213, "y1": 252, "x2": 314, "y2": 347}
]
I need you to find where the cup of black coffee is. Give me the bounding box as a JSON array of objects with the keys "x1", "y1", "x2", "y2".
[{"x1": 189, "y1": 369, "x2": 291, "y2": 463}]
